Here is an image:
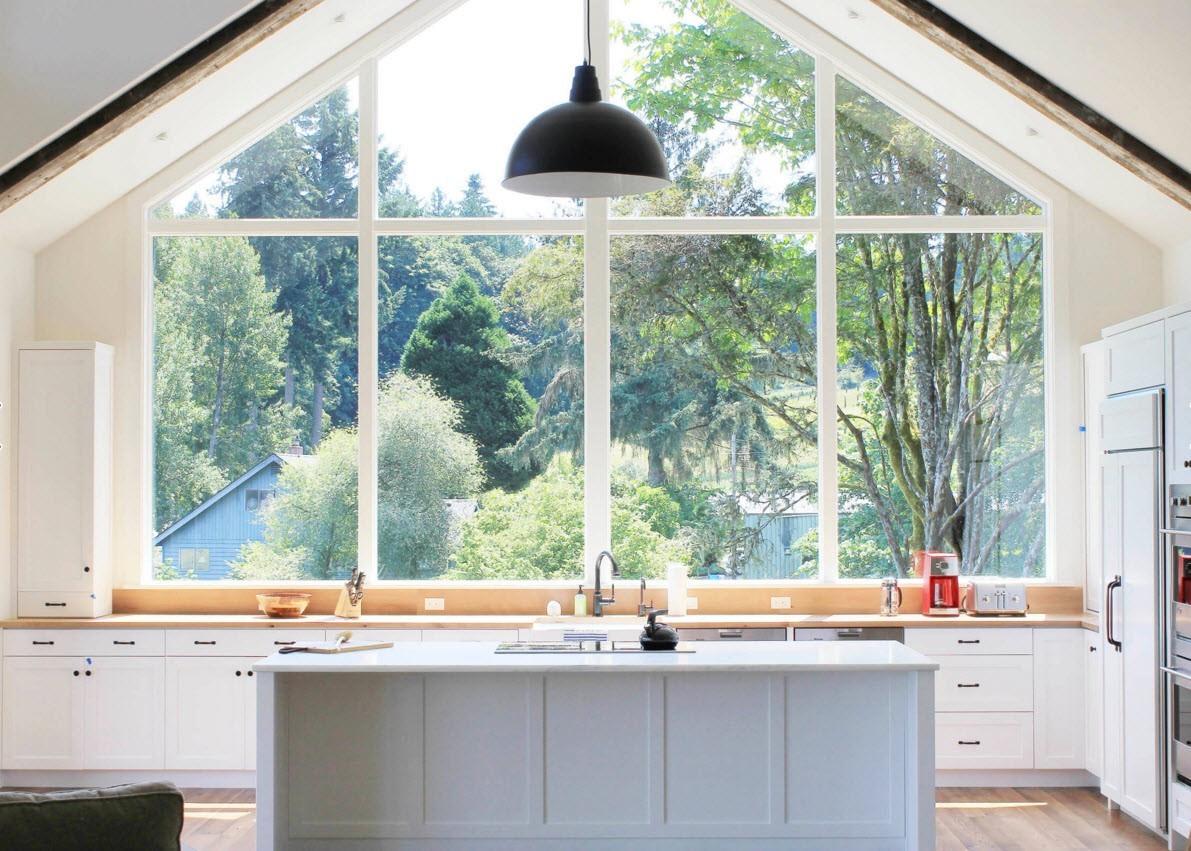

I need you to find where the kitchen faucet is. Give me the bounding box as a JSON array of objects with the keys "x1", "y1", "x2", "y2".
[
  {"x1": 593, "y1": 550, "x2": 620, "y2": 617},
  {"x1": 637, "y1": 578, "x2": 655, "y2": 617}
]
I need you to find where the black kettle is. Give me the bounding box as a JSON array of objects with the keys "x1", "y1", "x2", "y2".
[{"x1": 639, "y1": 609, "x2": 679, "y2": 651}]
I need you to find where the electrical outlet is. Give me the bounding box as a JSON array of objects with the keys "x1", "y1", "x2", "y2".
[
  {"x1": 770, "y1": 596, "x2": 791, "y2": 610},
  {"x1": 424, "y1": 597, "x2": 445, "y2": 611},
  {"x1": 686, "y1": 596, "x2": 699, "y2": 610}
]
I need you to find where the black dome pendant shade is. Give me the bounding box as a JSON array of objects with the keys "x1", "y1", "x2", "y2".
[{"x1": 503, "y1": 62, "x2": 671, "y2": 198}]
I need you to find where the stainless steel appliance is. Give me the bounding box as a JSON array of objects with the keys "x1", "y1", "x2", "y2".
[
  {"x1": 676, "y1": 627, "x2": 786, "y2": 641},
  {"x1": 880, "y1": 577, "x2": 902, "y2": 616},
  {"x1": 963, "y1": 580, "x2": 1028, "y2": 615},
  {"x1": 1169, "y1": 672, "x2": 1191, "y2": 790},
  {"x1": 794, "y1": 627, "x2": 904, "y2": 642}
]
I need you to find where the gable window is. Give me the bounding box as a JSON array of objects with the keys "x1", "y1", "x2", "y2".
[{"x1": 147, "y1": 0, "x2": 1048, "y2": 583}]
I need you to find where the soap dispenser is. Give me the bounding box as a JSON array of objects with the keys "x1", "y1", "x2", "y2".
[
  {"x1": 573, "y1": 584, "x2": 587, "y2": 617},
  {"x1": 639, "y1": 609, "x2": 679, "y2": 651}
]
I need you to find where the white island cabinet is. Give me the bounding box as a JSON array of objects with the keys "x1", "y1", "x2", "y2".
[{"x1": 255, "y1": 641, "x2": 938, "y2": 850}]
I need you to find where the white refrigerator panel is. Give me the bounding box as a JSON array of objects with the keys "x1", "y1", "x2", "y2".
[{"x1": 1100, "y1": 390, "x2": 1162, "y2": 452}]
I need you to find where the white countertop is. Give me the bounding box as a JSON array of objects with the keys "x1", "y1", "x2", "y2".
[{"x1": 252, "y1": 639, "x2": 939, "y2": 674}]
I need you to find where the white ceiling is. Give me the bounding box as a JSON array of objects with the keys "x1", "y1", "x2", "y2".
[
  {"x1": 0, "y1": 0, "x2": 259, "y2": 173},
  {"x1": 931, "y1": 0, "x2": 1191, "y2": 173},
  {"x1": 0, "y1": 0, "x2": 1188, "y2": 252}
]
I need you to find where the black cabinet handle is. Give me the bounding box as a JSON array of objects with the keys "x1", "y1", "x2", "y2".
[
  {"x1": 273, "y1": 640, "x2": 296, "y2": 646},
  {"x1": 235, "y1": 670, "x2": 242, "y2": 677},
  {"x1": 958, "y1": 740, "x2": 981, "y2": 746},
  {"x1": 1090, "y1": 645, "x2": 1098, "y2": 653},
  {"x1": 1106, "y1": 575, "x2": 1123, "y2": 651},
  {"x1": 44, "y1": 602, "x2": 67, "y2": 608},
  {"x1": 957, "y1": 639, "x2": 981, "y2": 644},
  {"x1": 247, "y1": 671, "x2": 254, "y2": 677},
  {"x1": 112, "y1": 640, "x2": 135, "y2": 646},
  {"x1": 84, "y1": 670, "x2": 91, "y2": 677},
  {"x1": 193, "y1": 640, "x2": 217, "y2": 645},
  {"x1": 73, "y1": 670, "x2": 80, "y2": 676},
  {"x1": 32, "y1": 640, "x2": 54, "y2": 646},
  {"x1": 957, "y1": 683, "x2": 981, "y2": 688},
  {"x1": 83, "y1": 566, "x2": 90, "y2": 573}
]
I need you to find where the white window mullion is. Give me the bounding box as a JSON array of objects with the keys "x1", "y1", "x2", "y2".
[
  {"x1": 585, "y1": 0, "x2": 613, "y2": 589},
  {"x1": 816, "y1": 58, "x2": 839, "y2": 583},
  {"x1": 358, "y1": 57, "x2": 380, "y2": 577}
]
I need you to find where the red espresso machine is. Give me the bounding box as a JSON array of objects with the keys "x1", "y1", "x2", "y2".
[{"x1": 917, "y1": 551, "x2": 961, "y2": 616}]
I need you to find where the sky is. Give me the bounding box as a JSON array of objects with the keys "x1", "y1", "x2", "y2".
[{"x1": 168, "y1": 0, "x2": 801, "y2": 219}]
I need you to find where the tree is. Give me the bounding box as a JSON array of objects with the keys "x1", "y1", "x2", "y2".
[
  {"x1": 402, "y1": 275, "x2": 537, "y2": 490},
  {"x1": 233, "y1": 373, "x2": 483, "y2": 580}
]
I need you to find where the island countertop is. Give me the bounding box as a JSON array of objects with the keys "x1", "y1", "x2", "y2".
[{"x1": 252, "y1": 638, "x2": 939, "y2": 673}]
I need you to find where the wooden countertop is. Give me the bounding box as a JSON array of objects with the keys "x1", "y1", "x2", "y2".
[{"x1": 0, "y1": 612, "x2": 1096, "y2": 630}]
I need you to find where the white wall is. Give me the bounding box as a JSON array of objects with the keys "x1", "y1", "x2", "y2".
[
  {"x1": 0, "y1": 245, "x2": 37, "y2": 617},
  {"x1": 1164, "y1": 238, "x2": 1191, "y2": 305}
]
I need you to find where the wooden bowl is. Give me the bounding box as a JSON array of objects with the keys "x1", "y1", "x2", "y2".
[{"x1": 256, "y1": 593, "x2": 312, "y2": 618}]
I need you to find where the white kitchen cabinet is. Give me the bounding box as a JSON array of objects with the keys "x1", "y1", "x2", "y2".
[
  {"x1": 2, "y1": 656, "x2": 84, "y2": 770},
  {"x1": 420, "y1": 629, "x2": 518, "y2": 642},
  {"x1": 1167, "y1": 311, "x2": 1191, "y2": 483},
  {"x1": 1104, "y1": 320, "x2": 1164, "y2": 396},
  {"x1": 166, "y1": 657, "x2": 256, "y2": 770},
  {"x1": 1032, "y1": 628, "x2": 1085, "y2": 770},
  {"x1": 84, "y1": 657, "x2": 165, "y2": 769},
  {"x1": 1085, "y1": 631, "x2": 1103, "y2": 777},
  {"x1": 1101, "y1": 448, "x2": 1163, "y2": 830},
  {"x1": 16, "y1": 343, "x2": 113, "y2": 618},
  {"x1": 325, "y1": 629, "x2": 421, "y2": 643},
  {"x1": 935, "y1": 712, "x2": 1033, "y2": 770},
  {"x1": 1082, "y1": 340, "x2": 1107, "y2": 611}
]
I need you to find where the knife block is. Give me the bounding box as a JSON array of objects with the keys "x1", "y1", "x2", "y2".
[{"x1": 334, "y1": 588, "x2": 362, "y2": 619}]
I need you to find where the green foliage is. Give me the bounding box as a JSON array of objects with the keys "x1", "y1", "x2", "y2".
[
  {"x1": 402, "y1": 275, "x2": 536, "y2": 491},
  {"x1": 447, "y1": 466, "x2": 687, "y2": 581}
]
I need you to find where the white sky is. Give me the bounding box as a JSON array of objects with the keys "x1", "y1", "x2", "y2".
[{"x1": 170, "y1": 0, "x2": 797, "y2": 218}]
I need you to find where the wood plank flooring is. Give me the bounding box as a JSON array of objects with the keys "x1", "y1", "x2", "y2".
[{"x1": 4, "y1": 785, "x2": 1173, "y2": 849}]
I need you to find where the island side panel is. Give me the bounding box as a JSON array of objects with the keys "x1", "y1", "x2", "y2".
[
  {"x1": 908, "y1": 669, "x2": 937, "y2": 851},
  {"x1": 254, "y1": 671, "x2": 280, "y2": 851}
]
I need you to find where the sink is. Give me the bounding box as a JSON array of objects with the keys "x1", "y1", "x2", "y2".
[{"x1": 495, "y1": 641, "x2": 694, "y2": 654}]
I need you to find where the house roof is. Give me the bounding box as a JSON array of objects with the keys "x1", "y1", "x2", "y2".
[{"x1": 152, "y1": 451, "x2": 308, "y2": 544}]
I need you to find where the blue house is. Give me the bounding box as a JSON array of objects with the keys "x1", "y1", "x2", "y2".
[{"x1": 153, "y1": 452, "x2": 308, "y2": 579}]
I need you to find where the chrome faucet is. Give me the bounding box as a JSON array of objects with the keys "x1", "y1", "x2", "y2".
[
  {"x1": 638, "y1": 578, "x2": 655, "y2": 617},
  {"x1": 593, "y1": 550, "x2": 620, "y2": 617}
]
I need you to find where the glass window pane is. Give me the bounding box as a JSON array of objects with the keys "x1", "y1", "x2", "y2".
[
  {"x1": 610, "y1": 234, "x2": 818, "y2": 579},
  {"x1": 377, "y1": 0, "x2": 583, "y2": 219},
  {"x1": 156, "y1": 82, "x2": 360, "y2": 219},
  {"x1": 610, "y1": 0, "x2": 815, "y2": 217},
  {"x1": 836, "y1": 232, "x2": 1045, "y2": 579},
  {"x1": 152, "y1": 236, "x2": 358, "y2": 581},
  {"x1": 835, "y1": 76, "x2": 1041, "y2": 216},
  {"x1": 377, "y1": 235, "x2": 584, "y2": 579}
]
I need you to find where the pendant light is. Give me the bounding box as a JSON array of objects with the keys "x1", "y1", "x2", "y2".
[{"x1": 502, "y1": 0, "x2": 671, "y2": 198}]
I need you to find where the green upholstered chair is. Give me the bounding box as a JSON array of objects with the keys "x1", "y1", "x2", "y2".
[{"x1": 0, "y1": 781, "x2": 184, "y2": 851}]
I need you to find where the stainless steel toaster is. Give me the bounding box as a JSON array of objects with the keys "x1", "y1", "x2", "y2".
[{"x1": 964, "y1": 581, "x2": 1028, "y2": 615}]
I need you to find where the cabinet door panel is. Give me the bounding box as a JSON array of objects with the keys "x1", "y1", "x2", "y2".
[
  {"x1": 1105, "y1": 321, "x2": 1164, "y2": 396},
  {"x1": 2, "y1": 657, "x2": 84, "y2": 769},
  {"x1": 1033, "y1": 628, "x2": 1085, "y2": 769},
  {"x1": 166, "y1": 658, "x2": 249, "y2": 770},
  {"x1": 1168, "y1": 312, "x2": 1191, "y2": 483},
  {"x1": 1085, "y1": 632, "x2": 1103, "y2": 777},
  {"x1": 84, "y1": 657, "x2": 164, "y2": 769}
]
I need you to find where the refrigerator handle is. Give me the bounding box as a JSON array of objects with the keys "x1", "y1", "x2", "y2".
[{"x1": 1106, "y1": 575, "x2": 1123, "y2": 652}]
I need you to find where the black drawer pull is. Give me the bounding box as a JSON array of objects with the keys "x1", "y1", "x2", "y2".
[
  {"x1": 235, "y1": 670, "x2": 242, "y2": 677},
  {"x1": 112, "y1": 640, "x2": 135, "y2": 646},
  {"x1": 44, "y1": 602, "x2": 67, "y2": 608},
  {"x1": 193, "y1": 640, "x2": 217, "y2": 645},
  {"x1": 83, "y1": 566, "x2": 90, "y2": 573},
  {"x1": 958, "y1": 740, "x2": 981, "y2": 746},
  {"x1": 957, "y1": 639, "x2": 980, "y2": 644},
  {"x1": 73, "y1": 670, "x2": 80, "y2": 676},
  {"x1": 957, "y1": 683, "x2": 981, "y2": 688},
  {"x1": 247, "y1": 670, "x2": 254, "y2": 677},
  {"x1": 32, "y1": 640, "x2": 55, "y2": 646},
  {"x1": 84, "y1": 670, "x2": 92, "y2": 677},
  {"x1": 273, "y1": 640, "x2": 297, "y2": 646}
]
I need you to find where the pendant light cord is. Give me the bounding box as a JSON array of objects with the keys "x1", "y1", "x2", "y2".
[{"x1": 584, "y1": 0, "x2": 593, "y2": 66}]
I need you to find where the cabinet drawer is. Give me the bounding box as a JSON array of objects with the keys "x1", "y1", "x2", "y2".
[
  {"x1": 420, "y1": 629, "x2": 519, "y2": 642},
  {"x1": 4, "y1": 630, "x2": 165, "y2": 656},
  {"x1": 166, "y1": 629, "x2": 316, "y2": 657},
  {"x1": 17, "y1": 592, "x2": 108, "y2": 619},
  {"x1": 1171, "y1": 781, "x2": 1191, "y2": 839},
  {"x1": 905, "y1": 627, "x2": 1032, "y2": 656},
  {"x1": 936, "y1": 712, "x2": 1034, "y2": 770},
  {"x1": 935, "y1": 656, "x2": 1033, "y2": 711}
]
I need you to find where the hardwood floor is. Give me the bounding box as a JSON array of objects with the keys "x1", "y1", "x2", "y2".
[{"x1": 4, "y1": 785, "x2": 1171, "y2": 849}]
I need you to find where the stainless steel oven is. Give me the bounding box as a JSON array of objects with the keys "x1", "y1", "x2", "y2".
[
  {"x1": 1170, "y1": 672, "x2": 1191, "y2": 790},
  {"x1": 1166, "y1": 485, "x2": 1191, "y2": 672}
]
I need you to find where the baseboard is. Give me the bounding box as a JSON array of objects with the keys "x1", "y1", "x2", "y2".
[
  {"x1": 936, "y1": 769, "x2": 1098, "y2": 788},
  {"x1": 0, "y1": 769, "x2": 255, "y2": 789}
]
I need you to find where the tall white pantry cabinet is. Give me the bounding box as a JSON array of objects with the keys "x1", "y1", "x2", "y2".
[{"x1": 16, "y1": 343, "x2": 114, "y2": 618}]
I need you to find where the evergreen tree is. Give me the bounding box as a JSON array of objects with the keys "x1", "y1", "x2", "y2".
[{"x1": 402, "y1": 275, "x2": 536, "y2": 490}]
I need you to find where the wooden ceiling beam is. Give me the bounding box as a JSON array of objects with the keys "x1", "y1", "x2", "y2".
[
  {"x1": 867, "y1": 0, "x2": 1191, "y2": 210},
  {"x1": 0, "y1": 0, "x2": 323, "y2": 215}
]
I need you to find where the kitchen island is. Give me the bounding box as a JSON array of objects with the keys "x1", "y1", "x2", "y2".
[{"x1": 255, "y1": 641, "x2": 938, "y2": 850}]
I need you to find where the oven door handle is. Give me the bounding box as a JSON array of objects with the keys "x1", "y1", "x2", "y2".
[
  {"x1": 1163, "y1": 667, "x2": 1191, "y2": 684},
  {"x1": 1106, "y1": 575, "x2": 1122, "y2": 652},
  {"x1": 1161, "y1": 528, "x2": 1191, "y2": 537}
]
